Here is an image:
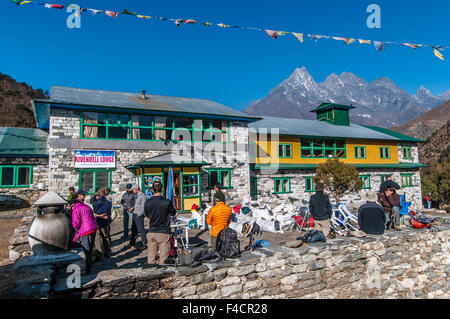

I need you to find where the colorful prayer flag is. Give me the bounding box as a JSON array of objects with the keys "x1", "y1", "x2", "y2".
[
  {"x1": 217, "y1": 23, "x2": 230, "y2": 28},
  {"x1": 374, "y1": 41, "x2": 385, "y2": 52},
  {"x1": 433, "y1": 47, "x2": 444, "y2": 60},
  {"x1": 137, "y1": 15, "x2": 151, "y2": 19},
  {"x1": 401, "y1": 43, "x2": 417, "y2": 49},
  {"x1": 265, "y1": 30, "x2": 278, "y2": 39},
  {"x1": 184, "y1": 19, "x2": 197, "y2": 24},
  {"x1": 44, "y1": 3, "x2": 64, "y2": 9},
  {"x1": 277, "y1": 31, "x2": 289, "y2": 36},
  {"x1": 345, "y1": 38, "x2": 356, "y2": 45},
  {"x1": 292, "y1": 32, "x2": 304, "y2": 43},
  {"x1": 358, "y1": 39, "x2": 371, "y2": 45},
  {"x1": 105, "y1": 10, "x2": 119, "y2": 18},
  {"x1": 202, "y1": 22, "x2": 212, "y2": 27},
  {"x1": 87, "y1": 8, "x2": 102, "y2": 15},
  {"x1": 19, "y1": 1, "x2": 32, "y2": 5},
  {"x1": 122, "y1": 9, "x2": 137, "y2": 16}
]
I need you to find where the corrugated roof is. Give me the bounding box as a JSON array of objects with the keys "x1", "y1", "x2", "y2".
[
  {"x1": 249, "y1": 116, "x2": 401, "y2": 141},
  {"x1": 38, "y1": 86, "x2": 260, "y2": 121},
  {"x1": 362, "y1": 125, "x2": 425, "y2": 142},
  {"x1": 0, "y1": 127, "x2": 48, "y2": 156},
  {"x1": 128, "y1": 153, "x2": 211, "y2": 168}
]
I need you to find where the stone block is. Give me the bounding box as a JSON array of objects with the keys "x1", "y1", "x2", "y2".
[
  {"x1": 221, "y1": 284, "x2": 243, "y2": 297},
  {"x1": 172, "y1": 285, "x2": 197, "y2": 298},
  {"x1": 188, "y1": 271, "x2": 214, "y2": 285},
  {"x1": 197, "y1": 281, "x2": 216, "y2": 294},
  {"x1": 228, "y1": 264, "x2": 255, "y2": 276},
  {"x1": 217, "y1": 276, "x2": 241, "y2": 288},
  {"x1": 243, "y1": 278, "x2": 263, "y2": 292},
  {"x1": 263, "y1": 277, "x2": 280, "y2": 288}
]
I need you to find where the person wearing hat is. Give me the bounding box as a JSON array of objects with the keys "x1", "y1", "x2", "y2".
[
  {"x1": 206, "y1": 191, "x2": 232, "y2": 251},
  {"x1": 71, "y1": 190, "x2": 97, "y2": 273},
  {"x1": 213, "y1": 184, "x2": 225, "y2": 206},
  {"x1": 128, "y1": 184, "x2": 148, "y2": 251},
  {"x1": 358, "y1": 190, "x2": 387, "y2": 235},
  {"x1": 120, "y1": 183, "x2": 136, "y2": 240},
  {"x1": 378, "y1": 174, "x2": 400, "y2": 193},
  {"x1": 308, "y1": 182, "x2": 333, "y2": 238}
]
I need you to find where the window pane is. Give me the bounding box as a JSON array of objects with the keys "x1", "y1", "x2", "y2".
[
  {"x1": 301, "y1": 149, "x2": 312, "y2": 158},
  {"x1": 202, "y1": 130, "x2": 212, "y2": 142},
  {"x1": 81, "y1": 172, "x2": 95, "y2": 193},
  {"x1": 283, "y1": 179, "x2": 289, "y2": 192},
  {"x1": 211, "y1": 120, "x2": 222, "y2": 130},
  {"x1": 96, "y1": 171, "x2": 109, "y2": 190},
  {"x1": 183, "y1": 174, "x2": 198, "y2": 185},
  {"x1": 313, "y1": 149, "x2": 323, "y2": 158},
  {"x1": 275, "y1": 180, "x2": 281, "y2": 193},
  {"x1": 211, "y1": 130, "x2": 221, "y2": 142},
  {"x1": 202, "y1": 120, "x2": 211, "y2": 129},
  {"x1": 313, "y1": 139, "x2": 323, "y2": 148},
  {"x1": 108, "y1": 113, "x2": 119, "y2": 125},
  {"x1": 154, "y1": 129, "x2": 171, "y2": 141},
  {"x1": 174, "y1": 118, "x2": 193, "y2": 129},
  {"x1": 132, "y1": 128, "x2": 152, "y2": 140},
  {"x1": 83, "y1": 126, "x2": 106, "y2": 138},
  {"x1": 285, "y1": 145, "x2": 292, "y2": 157},
  {"x1": 210, "y1": 171, "x2": 219, "y2": 187},
  {"x1": 278, "y1": 145, "x2": 283, "y2": 157},
  {"x1": 221, "y1": 171, "x2": 230, "y2": 187},
  {"x1": 305, "y1": 178, "x2": 313, "y2": 191},
  {"x1": 183, "y1": 186, "x2": 199, "y2": 197},
  {"x1": 335, "y1": 140, "x2": 345, "y2": 148},
  {"x1": 108, "y1": 126, "x2": 129, "y2": 139},
  {"x1": 301, "y1": 139, "x2": 312, "y2": 147},
  {"x1": 324, "y1": 140, "x2": 334, "y2": 148},
  {"x1": 84, "y1": 112, "x2": 107, "y2": 125},
  {"x1": 336, "y1": 149, "x2": 346, "y2": 158},
  {"x1": 17, "y1": 167, "x2": 30, "y2": 185},
  {"x1": 325, "y1": 149, "x2": 334, "y2": 158},
  {"x1": 1, "y1": 167, "x2": 14, "y2": 186}
]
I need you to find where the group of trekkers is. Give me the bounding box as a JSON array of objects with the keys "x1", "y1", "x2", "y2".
[
  {"x1": 66, "y1": 174, "x2": 404, "y2": 272},
  {"x1": 309, "y1": 174, "x2": 403, "y2": 238},
  {"x1": 65, "y1": 182, "x2": 232, "y2": 271}
]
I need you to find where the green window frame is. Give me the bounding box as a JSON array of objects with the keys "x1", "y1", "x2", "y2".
[
  {"x1": 360, "y1": 175, "x2": 371, "y2": 189},
  {"x1": 402, "y1": 146, "x2": 413, "y2": 159},
  {"x1": 0, "y1": 165, "x2": 33, "y2": 188},
  {"x1": 300, "y1": 138, "x2": 346, "y2": 159},
  {"x1": 273, "y1": 177, "x2": 292, "y2": 194},
  {"x1": 278, "y1": 143, "x2": 293, "y2": 158},
  {"x1": 80, "y1": 111, "x2": 230, "y2": 143},
  {"x1": 250, "y1": 177, "x2": 258, "y2": 197},
  {"x1": 354, "y1": 146, "x2": 366, "y2": 159},
  {"x1": 207, "y1": 168, "x2": 232, "y2": 189},
  {"x1": 182, "y1": 174, "x2": 200, "y2": 198},
  {"x1": 379, "y1": 147, "x2": 391, "y2": 159},
  {"x1": 380, "y1": 174, "x2": 388, "y2": 183},
  {"x1": 77, "y1": 169, "x2": 113, "y2": 195},
  {"x1": 401, "y1": 174, "x2": 414, "y2": 187},
  {"x1": 304, "y1": 176, "x2": 315, "y2": 193}
]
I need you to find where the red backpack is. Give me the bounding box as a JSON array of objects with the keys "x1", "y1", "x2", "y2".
[{"x1": 410, "y1": 217, "x2": 432, "y2": 229}]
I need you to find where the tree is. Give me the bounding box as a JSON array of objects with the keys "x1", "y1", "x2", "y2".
[
  {"x1": 421, "y1": 158, "x2": 450, "y2": 209},
  {"x1": 314, "y1": 158, "x2": 363, "y2": 204}
]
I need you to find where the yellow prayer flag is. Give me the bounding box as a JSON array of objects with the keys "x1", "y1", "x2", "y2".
[
  {"x1": 217, "y1": 23, "x2": 230, "y2": 28},
  {"x1": 346, "y1": 38, "x2": 356, "y2": 45},
  {"x1": 137, "y1": 15, "x2": 151, "y2": 19},
  {"x1": 358, "y1": 39, "x2": 371, "y2": 45},
  {"x1": 277, "y1": 31, "x2": 289, "y2": 36},
  {"x1": 434, "y1": 48, "x2": 444, "y2": 61},
  {"x1": 292, "y1": 32, "x2": 304, "y2": 43},
  {"x1": 19, "y1": 1, "x2": 32, "y2": 5}
]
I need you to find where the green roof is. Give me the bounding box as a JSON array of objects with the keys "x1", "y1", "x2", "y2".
[
  {"x1": 127, "y1": 153, "x2": 210, "y2": 168},
  {"x1": 253, "y1": 162, "x2": 427, "y2": 171},
  {"x1": 0, "y1": 127, "x2": 48, "y2": 157},
  {"x1": 362, "y1": 125, "x2": 425, "y2": 142},
  {"x1": 311, "y1": 103, "x2": 356, "y2": 113}
]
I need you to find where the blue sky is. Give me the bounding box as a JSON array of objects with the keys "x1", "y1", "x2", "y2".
[{"x1": 1, "y1": 0, "x2": 449, "y2": 111}]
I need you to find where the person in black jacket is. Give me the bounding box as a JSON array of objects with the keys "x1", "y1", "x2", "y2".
[
  {"x1": 358, "y1": 191, "x2": 386, "y2": 235},
  {"x1": 144, "y1": 181, "x2": 177, "y2": 266},
  {"x1": 379, "y1": 175, "x2": 400, "y2": 193},
  {"x1": 309, "y1": 183, "x2": 333, "y2": 237},
  {"x1": 93, "y1": 188, "x2": 112, "y2": 260}
]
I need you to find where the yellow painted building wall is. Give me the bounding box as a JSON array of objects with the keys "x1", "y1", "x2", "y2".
[{"x1": 252, "y1": 135, "x2": 399, "y2": 165}]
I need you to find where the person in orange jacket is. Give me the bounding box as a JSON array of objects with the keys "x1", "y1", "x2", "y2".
[{"x1": 206, "y1": 191, "x2": 232, "y2": 251}]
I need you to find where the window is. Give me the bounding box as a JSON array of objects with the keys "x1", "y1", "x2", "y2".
[
  {"x1": 78, "y1": 170, "x2": 112, "y2": 194},
  {"x1": 380, "y1": 174, "x2": 388, "y2": 183},
  {"x1": 0, "y1": 166, "x2": 32, "y2": 188},
  {"x1": 304, "y1": 177, "x2": 315, "y2": 192},
  {"x1": 278, "y1": 143, "x2": 293, "y2": 158},
  {"x1": 379, "y1": 147, "x2": 391, "y2": 159},
  {"x1": 274, "y1": 177, "x2": 291, "y2": 194},
  {"x1": 81, "y1": 112, "x2": 229, "y2": 143},
  {"x1": 207, "y1": 169, "x2": 232, "y2": 189},
  {"x1": 183, "y1": 174, "x2": 199, "y2": 197},
  {"x1": 401, "y1": 174, "x2": 414, "y2": 187},
  {"x1": 402, "y1": 146, "x2": 413, "y2": 159},
  {"x1": 250, "y1": 177, "x2": 258, "y2": 197},
  {"x1": 354, "y1": 146, "x2": 366, "y2": 159},
  {"x1": 360, "y1": 175, "x2": 371, "y2": 189},
  {"x1": 300, "y1": 138, "x2": 346, "y2": 158}
]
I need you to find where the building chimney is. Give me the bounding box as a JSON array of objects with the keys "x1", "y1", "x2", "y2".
[{"x1": 141, "y1": 90, "x2": 147, "y2": 99}]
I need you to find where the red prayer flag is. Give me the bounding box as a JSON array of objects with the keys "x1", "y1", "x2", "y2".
[{"x1": 265, "y1": 30, "x2": 278, "y2": 39}]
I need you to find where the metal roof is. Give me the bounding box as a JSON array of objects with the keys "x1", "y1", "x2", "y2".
[
  {"x1": 249, "y1": 116, "x2": 403, "y2": 141},
  {"x1": 253, "y1": 163, "x2": 427, "y2": 170},
  {"x1": 128, "y1": 153, "x2": 211, "y2": 168},
  {"x1": 0, "y1": 127, "x2": 48, "y2": 156},
  {"x1": 35, "y1": 86, "x2": 260, "y2": 121},
  {"x1": 362, "y1": 125, "x2": 425, "y2": 142}
]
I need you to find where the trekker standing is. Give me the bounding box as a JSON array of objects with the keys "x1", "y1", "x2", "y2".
[
  {"x1": 377, "y1": 186, "x2": 401, "y2": 230},
  {"x1": 213, "y1": 184, "x2": 225, "y2": 206},
  {"x1": 71, "y1": 190, "x2": 97, "y2": 273},
  {"x1": 144, "y1": 181, "x2": 177, "y2": 266},
  {"x1": 120, "y1": 183, "x2": 135, "y2": 240},
  {"x1": 93, "y1": 188, "x2": 112, "y2": 260},
  {"x1": 67, "y1": 187, "x2": 77, "y2": 204},
  {"x1": 358, "y1": 191, "x2": 386, "y2": 235},
  {"x1": 206, "y1": 191, "x2": 232, "y2": 251},
  {"x1": 308, "y1": 183, "x2": 333, "y2": 238},
  {"x1": 128, "y1": 185, "x2": 148, "y2": 251},
  {"x1": 426, "y1": 193, "x2": 432, "y2": 209}
]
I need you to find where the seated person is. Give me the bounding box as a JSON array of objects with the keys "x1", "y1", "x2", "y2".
[{"x1": 358, "y1": 191, "x2": 386, "y2": 235}]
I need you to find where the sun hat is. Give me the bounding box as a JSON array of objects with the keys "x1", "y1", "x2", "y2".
[{"x1": 364, "y1": 190, "x2": 377, "y2": 202}]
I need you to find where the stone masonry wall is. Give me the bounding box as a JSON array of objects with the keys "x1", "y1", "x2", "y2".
[
  {"x1": 47, "y1": 226, "x2": 450, "y2": 299},
  {"x1": 254, "y1": 169, "x2": 423, "y2": 209}
]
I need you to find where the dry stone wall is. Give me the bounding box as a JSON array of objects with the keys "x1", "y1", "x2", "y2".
[{"x1": 15, "y1": 225, "x2": 446, "y2": 300}]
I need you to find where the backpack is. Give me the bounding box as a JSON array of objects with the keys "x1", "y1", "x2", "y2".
[
  {"x1": 177, "y1": 246, "x2": 219, "y2": 267},
  {"x1": 410, "y1": 217, "x2": 432, "y2": 229},
  {"x1": 298, "y1": 230, "x2": 326, "y2": 243},
  {"x1": 216, "y1": 228, "x2": 241, "y2": 258}
]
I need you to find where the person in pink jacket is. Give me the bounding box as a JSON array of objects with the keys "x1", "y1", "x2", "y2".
[{"x1": 71, "y1": 190, "x2": 98, "y2": 273}]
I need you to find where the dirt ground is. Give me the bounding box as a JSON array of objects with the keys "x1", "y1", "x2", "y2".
[{"x1": 0, "y1": 218, "x2": 21, "y2": 266}]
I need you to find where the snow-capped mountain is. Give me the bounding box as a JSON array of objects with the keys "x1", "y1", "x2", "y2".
[{"x1": 244, "y1": 67, "x2": 449, "y2": 128}]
